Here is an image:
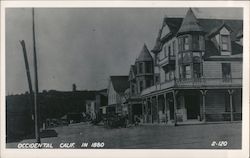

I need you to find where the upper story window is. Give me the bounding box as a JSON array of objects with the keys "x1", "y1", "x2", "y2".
[
  {"x1": 154, "y1": 54, "x2": 159, "y2": 65},
  {"x1": 155, "y1": 74, "x2": 160, "y2": 84},
  {"x1": 183, "y1": 36, "x2": 189, "y2": 50},
  {"x1": 172, "y1": 41, "x2": 176, "y2": 55},
  {"x1": 192, "y1": 35, "x2": 200, "y2": 50},
  {"x1": 178, "y1": 36, "x2": 190, "y2": 52},
  {"x1": 221, "y1": 35, "x2": 230, "y2": 51},
  {"x1": 146, "y1": 79, "x2": 151, "y2": 88},
  {"x1": 165, "y1": 71, "x2": 174, "y2": 81},
  {"x1": 145, "y1": 62, "x2": 152, "y2": 73},
  {"x1": 193, "y1": 63, "x2": 202, "y2": 79},
  {"x1": 222, "y1": 63, "x2": 231, "y2": 82},
  {"x1": 131, "y1": 84, "x2": 135, "y2": 94},
  {"x1": 139, "y1": 81, "x2": 144, "y2": 92},
  {"x1": 164, "y1": 46, "x2": 167, "y2": 57},
  {"x1": 139, "y1": 63, "x2": 143, "y2": 74},
  {"x1": 168, "y1": 45, "x2": 172, "y2": 56},
  {"x1": 183, "y1": 65, "x2": 191, "y2": 79}
]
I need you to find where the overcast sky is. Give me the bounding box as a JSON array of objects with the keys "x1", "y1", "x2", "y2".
[{"x1": 5, "y1": 8, "x2": 243, "y2": 94}]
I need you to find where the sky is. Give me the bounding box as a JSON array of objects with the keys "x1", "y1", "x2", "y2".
[{"x1": 5, "y1": 8, "x2": 243, "y2": 94}]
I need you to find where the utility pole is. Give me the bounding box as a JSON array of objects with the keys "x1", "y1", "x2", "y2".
[
  {"x1": 32, "y1": 8, "x2": 41, "y2": 143},
  {"x1": 20, "y1": 40, "x2": 35, "y2": 133}
]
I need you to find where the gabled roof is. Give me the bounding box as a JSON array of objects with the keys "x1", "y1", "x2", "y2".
[
  {"x1": 136, "y1": 44, "x2": 153, "y2": 62},
  {"x1": 152, "y1": 16, "x2": 243, "y2": 55},
  {"x1": 110, "y1": 76, "x2": 129, "y2": 94},
  {"x1": 204, "y1": 40, "x2": 243, "y2": 59},
  {"x1": 207, "y1": 22, "x2": 233, "y2": 38},
  {"x1": 177, "y1": 8, "x2": 204, "y2": 35}
]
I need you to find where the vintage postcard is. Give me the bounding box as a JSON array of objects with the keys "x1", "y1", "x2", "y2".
[{"x1": 0, "y1": 1, "x2": 249, "y2": 158}]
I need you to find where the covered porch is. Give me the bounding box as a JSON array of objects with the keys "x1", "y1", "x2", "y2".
[{"x1": 141, "y1": 88, "x2": 242, "y2": 125}]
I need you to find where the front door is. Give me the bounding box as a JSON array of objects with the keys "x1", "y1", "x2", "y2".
[
  {"x1": 185, "y1": 95, "x2": 200, "y2": 119},
  {"x1": 169, "y1": 100, "x2": 174, "y2": 120}
]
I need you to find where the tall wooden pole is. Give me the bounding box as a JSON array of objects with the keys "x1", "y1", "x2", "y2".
[
  {"x1": 32, "y1": 8, "x2": 41, "y2": 143},
  {"x1": 20, "y1": 40, "x2": 33, "y2": 94}
]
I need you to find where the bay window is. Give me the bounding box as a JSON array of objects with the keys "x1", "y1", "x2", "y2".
[
  {"x1": 184, "y1": 36, "x2": 189, "y2": 50},
  {"x1": 192, "y1": 35, "x2": 200, "y2": 50}
]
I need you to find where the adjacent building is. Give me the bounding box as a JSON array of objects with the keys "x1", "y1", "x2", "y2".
[{"x1": 107, "y1": 76, "x2": 129, "y2": 115}]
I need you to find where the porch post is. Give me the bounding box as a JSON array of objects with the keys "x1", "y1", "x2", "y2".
[
  {"x1": 128, "y1": 103, "x2": 132, "y2": 124},
  {"x1": 156, "y1": 95, "x2": 159, "y2": 123},
  {"x1": 228, "y1": 89, "x2": 234, "y2": 122},
  {"x1": 141, "y1": 99, "x2": 144, "y2": 123},
  {"x1": 164, "y1": 93, "x2": 168, "y2": 123},
  {"x1": 200, "y1": 90, "x2": 208, "y2": 122},
  {"x1": 145, "y1": 98, "x2": 148, "y2": 123},
  {"x1": 172, "y1": 90, "x2": 178, "y2": 126},
  {"x1": 150, "y1": 97, "x2": 153, "y2": 123}
]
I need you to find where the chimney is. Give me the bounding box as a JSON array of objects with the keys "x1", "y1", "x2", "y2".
[{"x1": 72, "y1": 84, "x2": 77, "y2": 92}]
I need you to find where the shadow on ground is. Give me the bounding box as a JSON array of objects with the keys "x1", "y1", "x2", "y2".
[{"x1": 7, "y1": 129, "x2": 58, "y2": 143}]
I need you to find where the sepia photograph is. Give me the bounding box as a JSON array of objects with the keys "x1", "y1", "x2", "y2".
[{"x1": 1, "y1": 1, "x2": 249, "y2": 158}]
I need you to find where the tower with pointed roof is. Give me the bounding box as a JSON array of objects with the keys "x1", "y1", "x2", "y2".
[
  {"x1": 135, "y1": 44, "x2": 154, "y2": 93},
  {"x1": 177, "y1": 8, "x2": 205, "y2": 80}
]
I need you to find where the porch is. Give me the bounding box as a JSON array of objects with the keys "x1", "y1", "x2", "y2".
[{"x1": 141, "y1": 88, "x2": 242, "y2": 125}]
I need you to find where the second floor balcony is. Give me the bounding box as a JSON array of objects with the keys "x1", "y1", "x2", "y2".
[
  {"x1": 141, "y1": 77, "x2": 242, "y2": 96},
  {"x1": 159, "y1": 55, "x2": 175, "y2": 67}
]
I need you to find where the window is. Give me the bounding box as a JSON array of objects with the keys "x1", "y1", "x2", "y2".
[
  {"x1": 164, "y1": 46, "x2": 167, "y2": 57},
  {"x1": 139, "y1": 81, "x2": 144, "y2": 92},
  {"x1": 165, "y1": 71, "x2": 174, "y2": 81},
  {"x1": 193, "y1": 63, "x2": 201, "y2": 79},
  {"x1": 155, "y1": 74, "x2": 160, "y2": 84},
  {"x1": 131, "y1": 85, "x2": 135, "y2": 94},
  {"x1": 155, "y1": 54, "x2": 159, "y2": 65},
  {"x1": 145, "y1": 62, "x2": 152, "y2": 73},
  {"x1": 146, "y1": 79, "x2": 151, "y2": 88},
  {"x1": 172, "y1": 41, "x2": 176, "y2": 55},
  {"x1": 183, "y1": 65, "x2": 191, "y2": 79},
  {"x1": 221, "y1": 35, "x2": 230, "y2": 51},
  {"x1": 168, "y1": 45, "x2": 172, "y2": 56},
  {"x1": 169, "y1": 71, "x2": 174, "y2": 80},
  {"x1": 184, "y1": 36, "x2": 189, "y2": 50},
  {"x1": 139, "y1": 63, "x2": 143, "y2": 73},
  {"x1": 192, "y1": 35, "x2": 200, "y2": 50},
  {"x1": 222, "y1": 63, "x2": 231, "y2": 82},
  {"x1": 165, "y1": 72, "x2": 169, "y2": 81},
  {"x1": 178, "y1": 38, "x2": 183, "y2": 51}
]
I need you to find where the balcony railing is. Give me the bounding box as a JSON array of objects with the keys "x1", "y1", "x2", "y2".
[
  {"x1": 159, "y1": 55, "x2": 175, "y2": 66},
  {"x1": 141, "y1": 78, "x2": 242, "y2": 96}
]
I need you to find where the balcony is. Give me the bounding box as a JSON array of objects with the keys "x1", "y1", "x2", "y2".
[
  {"x1": 176, "y1": 78, "x2": 242, "y2": 88},
  {"x1": 141, "y1": 80, "x2": 175, "y2": 96},
  {"x1": 141, "y1": 78, "x2": 242, "y2": 96},
  {"x1": 159, "y1": 55, "x2": 175, "y2": 67}
]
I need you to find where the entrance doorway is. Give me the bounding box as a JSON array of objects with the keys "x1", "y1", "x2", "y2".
[
  {"x1": 169, "y1": 100, "x2": 174, "y2": 120},
  {"x1": 185, "y1": 95, "x2": 200, "y2": 119}
]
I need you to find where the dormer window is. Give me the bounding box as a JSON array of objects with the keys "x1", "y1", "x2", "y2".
[{"x1": 221, "y1": 35, "x2": 230, "y2": 51}]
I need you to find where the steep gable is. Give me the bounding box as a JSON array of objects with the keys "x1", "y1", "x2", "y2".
[{"x1": 110, "y1": 76, "x2": 129, "y2": 95}]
